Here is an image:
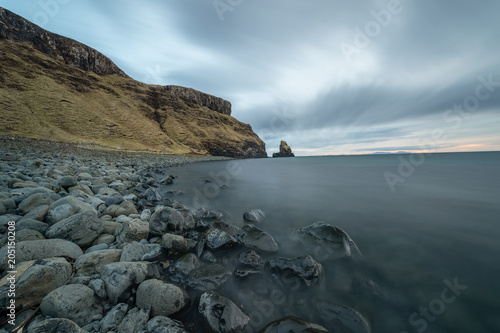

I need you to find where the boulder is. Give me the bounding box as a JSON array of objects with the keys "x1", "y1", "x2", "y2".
[
  {"x1": 259, "y1": 316, "x2": 328, "y2": 333},
  {"x1": 243, "y1": 209, "x2": 266, "y2": 223},
  {"x1": 45, "y1": 196, "x2": 96, "y2": 225},
  {"x1": 237, "y1": 224, "x2": 279, "y2": 252},
  {"x1": 162, "y1": 233, "x2": 190, "y2": 256},
  {"x1": 291, "y1": 222, "x2": 362, "y2": 261},
  {"x1": 40, "y1": 284, "x2": 103, "y2": 327},
  {"x1": 75, "y1": 249, "x2": 123, "y2": 275},
  {"x1": 0, "y1": 239, "x2": 83, "y2": 270},
  {"x1": 198, "y1": 290, "x2": 250, "y2": 333},
  {"x1": 315, "y1": 301, "x2": 371, "y2": 333},
  {"x1": 205, "y1": 228, "x2": 238, "y2": 251},
  {"x1": 117, "y1": 306, "x2": 150, "y2": 333},
  {"x1": 0, "y1": 257, "x2": 72, "y2": 309},
  {"x1": 15, "y1": 229, "x2": 45, "y2": 242},
  {"x1": 174, "y1": 253, "x2": 201, "y2": 276},
  {"x1": 267, "y1": 255, "x2": 323, "y2": 287},
  {"x1": 238, "y1": 249, "x2": 263, "y2": 268},
  {"x1": 45, "y1": 210, "x2": 103, "y2": 247},
  {"x1": 18, "y1": 193, "x2": 59, "y2": 214},
  {"x1": 149, "y1": 206, "x2": 194, "y2": 236},
  {"x1": 104, "y1": 200, "x2": 138, "y2": 217},
  {"x1": 16, "y1": 218, "x2": 49, "y2": 234},
  {"x1": 23, "y1": 204, "x2": 49, "y2": 221},
  {"x1": 120, "y1": 241, "x2": 150, "y2": 262},
  {"x1": 115, "y1": 218, "x2": 149, "y2": 244},
  {"x1": 99, "y1": 303, "x2": 128, "y2": 333},
  {"x1": 56, "y1": 176, "x2": 78, "y2": 189},
  {"x1": 100, "y1": 262, "x2": 161, "y2": 304},
  {"x1": 28, "y1": 318, "x2": 87, "y2": 333},
  {"x1": 136, "y1": 279, "x2": 190, "y2": 317},
  {"x1": 187, "y1": 263, "x2": 232, "y2": 291}
]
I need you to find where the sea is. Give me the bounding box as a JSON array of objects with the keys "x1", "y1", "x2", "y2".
[{"x1": 161, "y1": 151, "x2": 500, "y2": 332}]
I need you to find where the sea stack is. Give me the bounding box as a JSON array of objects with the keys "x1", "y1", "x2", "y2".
[{"x1": 273, "y1": 141, "x2": 295, "y2": 158}]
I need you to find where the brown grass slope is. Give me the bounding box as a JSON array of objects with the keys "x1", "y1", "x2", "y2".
[{"x1": 0, "y1": 39, "x2": 266, "y2": 157}]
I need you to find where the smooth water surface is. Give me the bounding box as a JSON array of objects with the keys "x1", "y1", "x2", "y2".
[{"x1": 162, "y1": 152, "x2": 500, "y2": 332}]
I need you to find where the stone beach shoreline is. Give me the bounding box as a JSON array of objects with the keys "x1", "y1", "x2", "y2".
[{"x1": 0, "y1": 136, "x2": 370, "y2": 333}]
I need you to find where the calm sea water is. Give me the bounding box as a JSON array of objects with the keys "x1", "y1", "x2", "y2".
[{"x1": 162, "y1": 152, "x2": 500, "y2": 332}]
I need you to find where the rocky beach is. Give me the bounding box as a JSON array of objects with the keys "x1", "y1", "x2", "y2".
[{"x1": 0, "y1": 136, "x2": 370, "y2": 333}]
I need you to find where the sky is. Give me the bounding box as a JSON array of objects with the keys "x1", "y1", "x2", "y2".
[{"x1": 2, "y1": 0, "x2": 500, "y2": 156}]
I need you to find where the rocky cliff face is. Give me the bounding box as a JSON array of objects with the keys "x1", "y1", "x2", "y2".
[
  {"x1": 0, "y1": 7, "x2": 266, "y2": 158},
  {"x1": 0, "y1": 7, "x2": 127, "y2": 77},
  {"x1": 273, "y1": 141, "x2": 295, "y2": 158}
]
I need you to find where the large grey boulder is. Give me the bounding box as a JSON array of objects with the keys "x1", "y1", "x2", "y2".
[
  {"x1": 75, "y1": 249, "x2": 123, "y2": 275},
  {"x1": 99, "y1": 303, "x2": 128, "y2": 333},
  {"x1": 120, "y1": 242, "x2": 162, "y2": 262},
  {"x1": 0, "y1": 257, "x2": 72, "y2": 309},
  {"x1": 115, "y1": 218, "x2": 149, "y2": 244},
  {"x1": 237, "y1": 224, "x2": 279, "y2": 252},
  {"x1": 16, "y1": 218, "x2": 49, "y2": 234},
  {"x1": 267, "y1": 255, "x2": 323, "y2": 287},
  {"x1": 162, "y1": 233, "x2": 189, "y2": 256},
  {"x1": 18, "y1": 193, "x2": 59, "y2": 214},
  {"x1": 104, "y1": 201, "x2": 138, "y2": 217},
  {"x1": 45, "y1": 210, "x2": 103, "y2": 246},
  {"x1": 100, "y1": 262, "x2": 161, "y2": 304},
  {"x1": 24, "y1": 204, "x2": 50, "y2": 221},
  {"x1": 56, "y1": 176, "x2": 78, "y2": 190},
  {"x1": 198, "y1": 291, "x2": 250, "y2": 333},
  {"x1": 149, "y1": 206, "x2": 194, "y2": 236},
  {"x1": 41, "y1": 284, "x2": 103, "y2": 327},
  {"x1": 117, "y1": 306, "x2": 150, "y2": 333},
  {"x1": 28, "y1": 318, "x2": 87, "y2": 333},
  {"x1": 45, "y1": 196, "x2": 96, "y2": 225},
  {"x1": 0, "y1": 239, "x2": 83, "y2": 271},
  {"x1": 136, "y1": 279, "x2": 190, "y2": 317}
]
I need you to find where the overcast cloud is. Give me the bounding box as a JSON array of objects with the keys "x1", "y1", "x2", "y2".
[{"x1": 2, "y1": 0, "x2": 500, "y2": 155}]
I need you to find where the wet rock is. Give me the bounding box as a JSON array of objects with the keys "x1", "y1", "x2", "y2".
[
  {"x1": 198, "y1": 290, "x2": 250, "y2": 333},
  {"x1": 115, "y1": 218, "x2": 149, "y2": 244},
  {"x1": 99, "y1": 303, "x2": 128, "y2": 333},
  {"x1": 237, "y1": 224, "x2": 279, "y2": 252},
  {"x1": 136, "y1": 279, "x2": 190, "y2": 317},
  {"x1": 96, "y1": 233, "x2": 115, "y2": 245},
  {"x1": 104, "y1": 200, "x2": 139, "y2": 217},
  {"x1": 174, "y1": 253, "x2": 201, "y2": 276},
  {"x1": 162, "y1": 233, "x2": 190, "y2": 256},
  {"x1": 243, "y1": 209, "x2": 266, "y2": 223},
  {"x1": 234, "y1": 269, "x2": 261, "y2": 280},
  {"x1": 23, "y1": 204, "x2": 49, "y2": 221},
  {"x1": 267, "y1": 255, "x2": 323, "y2": 287},
  {"x1": 100, "y1": 262, "x2": 161, "y2": 304},
  {"x1": 315, "y1": 301, "x2": 371, "y2": 333},
  {"x1": 28, "y1": 318, "x2": 87, "y2": 333},
  {"x1": 0, "y1": 239, "x2": 82, "y2": 270},
  {"x1": 0, "y1": 257, "x2": 72, "y2": 309},
  {"x1": 238, "y1": 249, "x2": 262, "y2": 268},
  {"x1": 291, "y1": 221, "x2": 362, "y2": 261},
  {"x1": 187, "y1": 263, "x2": 232, "y2": 291},
  {"x1": 45, "y1": 210, "x2": 103, "y2": 247},
  {"x1": 143, "y1": 316, "x2": 188, "y2": 333},
  {"x1": 75, "y1": 249, "x2": 122, "y2": 275},
  {"x1": 259, "y1": 316, "x2": 328, "y2": 333},
  {"x1": 121, "y1": 241, "x2": 150, "y2": 262},
  {"x1": 117, "y1": 306, "x2": 150, "y2": 333},
  {"x1": 145, "y1": 188, "x2": 161, "y2": 201},
  {"x1": 149, "y1": 206, "x2": 188, "y2": 236},
  {"x1": 40, "y1": 284, "x2": 103, "y2": 327},
  {"x1": 206, "y1": 228, "x2": 238, "y2": 251}
]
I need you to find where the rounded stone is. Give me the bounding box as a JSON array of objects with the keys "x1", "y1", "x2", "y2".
[{"x1": 136, "y1": 279, "x2": 190, "y2": 317}]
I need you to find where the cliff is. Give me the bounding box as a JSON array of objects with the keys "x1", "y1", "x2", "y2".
[{"x1": 0, "y1": 7, "x2": 266, "y2": 158}]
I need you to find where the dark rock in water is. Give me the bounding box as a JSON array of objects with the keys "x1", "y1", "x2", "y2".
[
  {"x1": 235, "y1": 269, "x2": 261, "y2": 280},
  {"x1": 259, "y1": 316, "x2": 328, "y2": 333},
  {"x1": 238, "y1": 249, "x2": 263, "y2": 268},
  {"x1": 174, "y1": 253, "x2": 202, "y2": 276},
  {"x1": 237, "y1": 224, "x2": 279, "y2": 253},
  {"x1": 315, "y1": 301, "x2": 371, "y2": 333},
  {"x1": 28, "y1": 318, "x2": 87, "y2": 333},
  {"x1": 159, "y1": 176, "x2": 175, "y2": 185},
  {"x1": 187, "y1": 263, "x2": 232, "y2": 291},
  {"x1": 201, "y1": 250, "x2": 218, "y2": 264},
  {"x1": 267, "y1": 255, "x2": 323, "y2": 287},
  {"x1": 145, "y1": 188, "x2": 162, "y2": 201},
  {"x1": 291, "y1": 221, "x2": 363, "y2": 261},
  {"x1": 199, "y1": 209, "x2": 224, "y2": 220},
  {"x1": 243, "y1": 209, "x2": 266, "y2": 223},
  {"x1": 144, "y1": 316, "x2": 188, "y2": 333},
  {"x1": 272, "y1": 141, "x2": 295, "y2": 158},
  {"x1": 149, "y1": 206, "x2": 194, "y2": 236},
  {"x1": 206, "y1": 228, "x2": 238, "y2": 251},
  {"x1": 198, "y1": 290, "x2": 250, "y2": 333},
  {"x1": 162, "y1": 233, "x2": 190, "y2": 256}
]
